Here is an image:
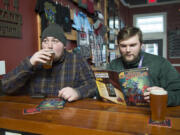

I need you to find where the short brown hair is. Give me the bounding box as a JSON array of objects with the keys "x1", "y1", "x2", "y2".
[{"x1": 117, "y1": 26, "x2": 143, "y2": 44}]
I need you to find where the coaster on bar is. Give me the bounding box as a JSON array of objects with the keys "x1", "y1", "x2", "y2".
[
  {"x1": 23, "y1": 108, "x2": 41, "y2": 115},
  {"x1": 148, "y1": 118, "x2": 172, "y2": 128}
]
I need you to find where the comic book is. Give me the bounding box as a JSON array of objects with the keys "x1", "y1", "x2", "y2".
[
  {"x1": 94, "y1": 67, "x2": 151, "y2": 106},
  {"x1": 36, "y1": 98, "x2": 66, "y2": 110},
  {"x1": 23, "y1": 98, "x2": 66, "y2": 115}
]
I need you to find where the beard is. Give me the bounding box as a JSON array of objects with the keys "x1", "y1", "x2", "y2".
[
  {"x1": 121, "y1": 50, "x2": 141, "y2": 63},
  {"x1": 123, "y1": 54, "x2": 137, "y2": 62}
]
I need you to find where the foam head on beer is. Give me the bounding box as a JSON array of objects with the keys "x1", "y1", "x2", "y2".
[
  {"x1": 150, "y1": 89, "x2": 168, "y2": 122},
  {"x1": 150, "y1": 89, "x2": 167, "y2": 95}
]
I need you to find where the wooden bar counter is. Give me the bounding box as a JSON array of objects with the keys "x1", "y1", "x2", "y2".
[{"x1": 0, "y1": 95, "x2": 180, "y2": 135}]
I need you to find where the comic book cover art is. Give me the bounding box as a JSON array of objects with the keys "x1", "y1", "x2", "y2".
[
  {"x1": 94, "y1": 67, "x2": 151, "y2": 106},
  {"x1": 36, "y1": 98, "x2": 66, "y2": 110},
  {"x1": 119, "y1": 67, "x2": 151, "y2": 106}
]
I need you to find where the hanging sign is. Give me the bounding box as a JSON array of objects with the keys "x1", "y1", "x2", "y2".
[{"x1": 0, "y1": 0, "x2": 22, "y2": 38}]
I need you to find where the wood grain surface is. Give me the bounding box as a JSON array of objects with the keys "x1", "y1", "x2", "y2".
[{"x1": 0, "y1": 96, "x2": 180, "y2": 135}]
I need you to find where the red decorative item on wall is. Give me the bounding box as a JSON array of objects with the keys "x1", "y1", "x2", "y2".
[{"x1": 148, "y1": 0, "x2": 156, "y2": 4}]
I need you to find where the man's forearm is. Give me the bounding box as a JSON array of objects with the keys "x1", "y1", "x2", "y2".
[
  {"x1": 75, "y1": 79, "x2": 97, "y2": 99},
  {"x1": 1, "y1": 58, "x2": 34, "y2": 94}
]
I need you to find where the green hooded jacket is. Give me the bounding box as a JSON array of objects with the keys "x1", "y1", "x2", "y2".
[{"x1": 107, "y1": 51, "x2": 180, "y2": 106}]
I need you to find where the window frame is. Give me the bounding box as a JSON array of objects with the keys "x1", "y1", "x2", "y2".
[{"x1": 133, "y1": 12, "x2": 167, "y2": 58}]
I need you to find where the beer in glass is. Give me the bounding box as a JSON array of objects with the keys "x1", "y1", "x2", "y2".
[
  {"x1": 43, "y1": 50, "x2": 55, "y2": 69},
  {"x1": 150, "y1": 89, "x2": 168, "y2": 122}
]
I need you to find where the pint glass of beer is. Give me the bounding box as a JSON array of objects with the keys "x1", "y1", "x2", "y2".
[
  {"x1": 43, "y1": 50, "x2": 55, "y2": 69},
  {"x1": 150, "y1": 89, "x2": 168, "y2": 122}
]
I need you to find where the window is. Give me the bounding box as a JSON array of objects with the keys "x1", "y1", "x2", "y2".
[
  {"x1": 134, "y1": 13, "x2": 166, "y2": 33},
  {"x1": 133, "y1": 13, "x2": 167, "y2": 58},
  {"x1": 141, "y1": 43, "x2": 158, "y2": 55}
]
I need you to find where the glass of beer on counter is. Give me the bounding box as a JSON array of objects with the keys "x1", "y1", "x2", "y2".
[
  {"x1": 43, "y1": 50, "x2": 55, "y2": 69},
  {"x1": 150, "y1": 89, "x2": 168, "y2": 122}
]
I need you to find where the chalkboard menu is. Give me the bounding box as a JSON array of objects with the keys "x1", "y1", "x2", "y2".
[{"x1": 168, "y1": 30, "x2": 180, "y2": 58}]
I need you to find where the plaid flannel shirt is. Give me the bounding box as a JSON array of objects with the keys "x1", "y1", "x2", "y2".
[{"x1": 2, "y1": 51, "x2": 97, "y2": 99}]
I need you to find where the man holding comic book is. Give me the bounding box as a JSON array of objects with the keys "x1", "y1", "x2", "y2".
[
  {"x1": 1, "y1": 23, "x2": 97, "y2": 102},
  {"x1": 107, "y1": 26, "x2": 180, "y2": 106}
]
